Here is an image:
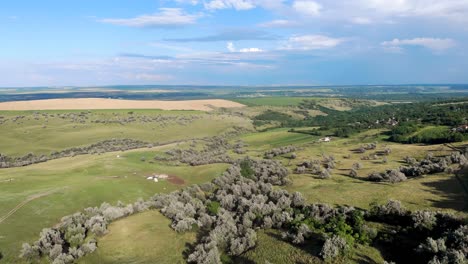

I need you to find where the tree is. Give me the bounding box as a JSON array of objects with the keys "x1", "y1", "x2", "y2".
[
  {"x1": 349, "y1": 169, "x2": 358, "y2": 178},
  {"x1": 295, "y1": 166, "x2": 306, "y2": 174},
  {"x1": 239, "y1": 158, "x2": 254, "y2": 179},
  {"x1": 320, "y1": 235, "x2": 349, "y2": 261},
  {"x1": 319, "y1": 169, "x2": 331, "y2": 179},
  {"x1": 19, "y1": 243, "x2": 39, "y2": 261},
  {"x1": 352, "y1": 162, "x2": 362, "y2": 170},
  {"x1": 412, "y1": 211, "x2": 437, "y2": 230}
]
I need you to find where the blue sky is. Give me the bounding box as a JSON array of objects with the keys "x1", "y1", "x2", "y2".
[{"x1": 1, "y1": 0, "x2": 467, "y2": 86}]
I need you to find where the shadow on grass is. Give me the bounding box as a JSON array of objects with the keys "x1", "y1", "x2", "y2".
[
  {"x1": 267, "y1": 230, "x2": 323, "y2": 258},
  {"x1": 421, "y1": 174, "x2": 468, "y2": 212},
  {"x1": 354, "y1": 253, "x2": 380, "y2": 264}
]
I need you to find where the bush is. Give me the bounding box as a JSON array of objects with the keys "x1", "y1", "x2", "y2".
[
  {"x1": 239, "y1": 158, "x2": 255, "y2": 179},
  {"x1": 320, "y1": 235, "x2": 349, "y2": 261}
]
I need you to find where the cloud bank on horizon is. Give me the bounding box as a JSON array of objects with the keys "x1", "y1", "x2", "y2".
[{"x1": 1, "y1": 0, "x2": 467, "y2": 86}]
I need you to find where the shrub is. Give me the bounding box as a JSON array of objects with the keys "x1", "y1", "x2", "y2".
[{"x1": 320, "y1": 235, "x2": 349, "y2": 261}]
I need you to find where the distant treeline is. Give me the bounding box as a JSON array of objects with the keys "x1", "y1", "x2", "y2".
[
  {"x1": 254, "y1": 99, "x2": 468, "y2": 143},
  {"x1": 0, "y1": 139, "x2": 155, "y2": 169}
]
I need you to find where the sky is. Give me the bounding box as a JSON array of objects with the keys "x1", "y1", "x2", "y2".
[{"x1": 1, "y1": 0, "x2": 468, "y2": 87}]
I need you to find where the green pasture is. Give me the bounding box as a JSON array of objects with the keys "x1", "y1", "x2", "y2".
[
  {"x1": 79, "y1": 210, "x2": 195, "y2": 264},
  {"x1": 0, "y1": 110, "x2": 251, "y2": 156},
  {"x1": 231, "y1": 97, "x2": 312, "y2": 106},
  {"x1": 0, "y1": 147, "x2": 229, "y2": 263}
]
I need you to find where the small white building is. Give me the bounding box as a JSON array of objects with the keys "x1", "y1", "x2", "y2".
[{"x1": 319, "y1": 137, "x2": 331, "y2": 142}]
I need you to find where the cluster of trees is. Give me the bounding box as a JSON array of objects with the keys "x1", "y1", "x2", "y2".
[
  {"x1": 368, "y1": 151, "x2": 467, "y2": 183},
  {"x1": 294, "y1": 155, "x2": 336, "y2": 179},
  {"x1": 152, "y1": 158, "x2": 378, "y2": 263},
  {"x1": 355, "y1": 142, "x2": 378, "y2": 153},
  {"x1": 264, "y1": 99, "x2": 466, "y2": 138},
  {"x1": 152, "y1": 158, "x2": 318, "y2": 263},
  {"x1": 390, "y1": 123, "x2": 464, "y2": 144},
  {"x1": 252, "y1": 110, "x2": 294, "y2": 128},
  {"x1": 233, "y1": 140, "x2": 247, "y2": 154},
  {"x1": 156, "y1": 137, "x2": 237, "y2": 166},
  {"x1": 20, "y1": 155, "x2": 468, "y2": 263},
  {"x1": 91, "y1": 114, "x2": 200, "y2": 127},
  {"x1": 308, "y1": 100, "x2": 466, "y2": 128},
  {"x1": 0, "y1": 138, "x2": 154, "y2": 169},
  {"x1": 154, "y1": 126, "x2": 253, "y2": 166},
  {"x1": 264, "y1": 145, "x2": 297, "y2": 159},
  {"x1": 20, "y1": 199, "x2": 154, "y2": 264},
  {"x1": 368, "y1": 200, "x2": 467, "y2": 263},
  {"x1": 0, "y1": 111, "x2": 203, "y2": 128}
]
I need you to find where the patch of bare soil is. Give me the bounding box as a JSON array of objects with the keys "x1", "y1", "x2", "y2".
[
  {"x1": 0, "y1": 98, "x2": 245, "y2": 111},
  {"x1": 167, "y1": 175, "x2": 186, "y2": 185}
]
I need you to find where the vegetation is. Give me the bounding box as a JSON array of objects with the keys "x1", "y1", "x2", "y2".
[{"x1": 1, "y1": 95, "x2": 468, "y2": 263}]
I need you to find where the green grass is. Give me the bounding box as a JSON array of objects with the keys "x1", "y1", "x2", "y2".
[
  {"x1": 241, "y1": 128, "x2": 319, "y2": 148},
  {"x1": 1, "y1": 107, "x2": 467, "y2": 264},
  {"x1": 79, "y1": 210, "x2": 195, "y2": 264},
  {"x1": 0, "y1": 147, "x2": 229, "y2": 263},
  {"x1": 239, "y1": 128, "x2": 468, "y2": 214},
  {"x1": 240, "y1": 230, "x2": 384, "y2": 264},
  {"x1": 232, "y1": 97, "x2": 313, "y2": 106},
  {"x1": 0, "y1": 110, "x2": 251, "y2": 156}
]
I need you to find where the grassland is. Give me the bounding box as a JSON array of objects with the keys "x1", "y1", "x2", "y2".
[
  {"x1": 232, "y1": 97, "x2": 386, "y2": 110},
  {"x1": 79, "y1": 211, "x2": 195, "y2": 264},
  {"x1": 0, "y1": 101, "x2": 466, "y2": 264},
  {"x1": 240, "y1": 230, "x2": 384, "y2": 264},
  {"x1": 238, "y1": 128, "x2": 467, "y2": 214},
  {"x1": 0, "y1": 109, "x2": 251, "y2": 156},
  {"x1": 0, "y1": 140, "x2": 229, "y2": 263},
  {"x1": 78, "y1": 127, "x2": 466, "y2": 264},
  {"x1": 232, "y1": 97, "x2": 314, "y2": 106}
]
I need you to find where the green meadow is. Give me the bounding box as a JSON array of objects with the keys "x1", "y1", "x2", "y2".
[{"x1": 0, "y1": 101, "x2": 466, "y2": 263}]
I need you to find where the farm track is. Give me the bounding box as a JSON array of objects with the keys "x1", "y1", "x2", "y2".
[{"x1": 0, "y1": 188, "x2": 65, "y2": 224}]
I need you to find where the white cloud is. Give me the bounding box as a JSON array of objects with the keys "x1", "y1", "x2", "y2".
[
  {"x1": 258, "y1": 19, "x2": 299, "y2": 28},
  {"x1": 293, "y1": 1, "x2": 322, "y2": 16},
  {"x1": 204, "y1": 0, "x2": 256, "y2": 10},
  {"x1": 283, "y1": 34, "x2": 344, "y2": 50},
  {"x1": 227, "y1": 42, "x2": 264, "y2": 53},
  {"x1": 357, "y1": 0, "x2": 468, "y2": 22},
  {"x1": 381, "y1": 37, "x2": 456, "y2": 52},
  {"x1": 202, "y1": 0, "x2": 287, "y2": 11},
  {"x1": 227, "y1": 42, "x2": 236, "y2": 52},
  {"x1": 239, "y1": 47, "x2": 264, "y2": 53},
  {"x1": 100, "y1": 8, "x2": 200, "y2": 27},
  {"x1": 174, "y1": 0, "x2": 199, "y2": 5}
]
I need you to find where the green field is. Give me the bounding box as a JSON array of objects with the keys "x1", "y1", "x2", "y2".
[
  {"x1": 240, "y1": 229, "x2": 384, "y2": 264},
  {"x1": 0, "y1": 103, "x2": 467, "y2": 264},
  {"x1": 0, "y1": 110, "x2": 251, "y2": 156},
  {"x1": 239, "y1": 128, "x2": 468, "y2": 214},
  {"x1": 0, "y1": 139, "x2": 229, "y2": 263},
  {"x1": 231, "y1": 97, "x2": 312, "y2": 106},
  {"x1": 79, "y1": 210, "x2": 195, "y2": 264}
]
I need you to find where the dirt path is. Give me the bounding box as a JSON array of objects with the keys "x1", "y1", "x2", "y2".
[{"x1": 0, "y1": 188, "x2": 64, "y2": 224}]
